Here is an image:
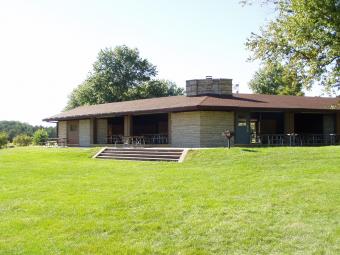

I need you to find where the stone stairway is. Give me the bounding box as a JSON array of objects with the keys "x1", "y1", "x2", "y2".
[{"x1": 94, "y1": 147, "x2": 187, "y2": 162}]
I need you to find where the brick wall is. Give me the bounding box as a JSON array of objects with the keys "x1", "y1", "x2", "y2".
[
  {"x1": 58, "y1": 121, "x2": 67, "y2": 139},
  {"x1": 186, "y1": 78, "x2": 232, "y2": 96},
  {"x1": 170, "y1": 111, "x2": 234, "y2": 147},
  {"x1": 170, "y1": 111, "x2": 201, "y2": 147}
]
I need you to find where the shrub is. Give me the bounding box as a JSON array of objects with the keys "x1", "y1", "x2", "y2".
[
  {"x1": 13, "y1": 134, "x2": 32, "y2": 146},
  {"x1": 33, "y1": 129, "x2": 49, "y2": 145},
  {"x1": 0, "y1": 132, "x2": 8, "y2": 148}
]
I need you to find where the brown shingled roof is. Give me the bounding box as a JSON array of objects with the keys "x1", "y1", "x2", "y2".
[{"x1": 43, "y1": 94, "x2": 340, "y2": 121}]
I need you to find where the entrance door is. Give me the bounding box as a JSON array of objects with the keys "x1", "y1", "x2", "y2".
[
  {"x1": 67, "y1": 120, "x2": 79, "y2": 145},
  {"x1": 235, "y1": 112, "x2": 251, "y2": 144}
]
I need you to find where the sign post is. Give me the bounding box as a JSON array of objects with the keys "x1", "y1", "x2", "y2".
[{"x1": 222, "y1": 129, "x2": 234, "y2": 149}]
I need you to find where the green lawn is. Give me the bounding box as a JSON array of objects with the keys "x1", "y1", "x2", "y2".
[{"x1": 0, "y1": 147, "x2": 339, "y2": 254}]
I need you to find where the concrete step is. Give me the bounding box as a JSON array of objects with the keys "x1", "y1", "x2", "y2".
[
  {"x1": 94, "y1": 147, "x2": 187, "y2": 162},
  {"x1": 100, "y1": 152, "x2": 181, "y2": 159},
  {"x1": 96, "y1": 155, "x2": 179, "y2": 161},
  {"x1": 102, "y1": 150, "x2": 182, "y2": 156},
  {"x1": 104, "y1": 149, "x2": 184, "y2": 153}
]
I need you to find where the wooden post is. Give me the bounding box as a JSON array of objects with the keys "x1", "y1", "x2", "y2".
[
  {"x1": 336, "y1": 112, "x2": 340, "y2": 134},
  {"x1": 92, "y1": 118, "x2": 97, "y2": 144},
  {"x1": 168, "y1": 113, "x2": 172, "y2": 145},
  {"x1": 124, "y1": 115, "x2": 133, "y2": 136},
  {"x1": 284, "y1": 112, "x2": 294, "y2": 134}
]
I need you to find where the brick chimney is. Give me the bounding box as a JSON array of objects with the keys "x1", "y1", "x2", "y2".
[{"x1": 186, "y1": 76, "x2": 233, "y2": 97}]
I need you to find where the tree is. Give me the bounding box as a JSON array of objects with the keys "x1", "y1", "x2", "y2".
[
  {"x1": 127, "y1": 80, "x2": 184, "y2": 100},
  {"x1": 249, "y1": 62, "x2": 304, "y2": 95},
  {"x1": 33, "y1": 129, "x2": 49, "y2": 145},
  {"x1": 65, "y1": 45, "x2": 183, "y2": 110},
  {"x1": 245, "y1": 0, "x2": 340, "y2": 93},
  {"x1": 0, "y1": 121, "x2": 56, "y2": 141},
  {"x1": 0, "y1": 132, "x2": 8, "y2": 148}
]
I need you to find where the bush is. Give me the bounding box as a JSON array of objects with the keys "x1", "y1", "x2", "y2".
[
  {"x1": 0, "y1": 132, "x2": 8, "y2": 148},
  {"x1": 13, "y1": 134, "x2": 32, "y2": 146},
  {"x1": 33, "y1": 129, "x2": 49, "y2": 145}
]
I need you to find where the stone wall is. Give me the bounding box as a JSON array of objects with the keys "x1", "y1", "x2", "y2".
[
  {"x1": 170, "y1": 111, "x2": 201, "y2": 147},
  {"x1": 170, "y1": 111, "x2": 234, "y2": 147},
  {"x1": 200, "y1": 111, "x2": 234, "y2": 147},
  {"x1": 186, "y1": 78, "x2": 232, "y2": 97},
  {"x1": 58, "y1": 121, "x2": 67, "y2": 139}
]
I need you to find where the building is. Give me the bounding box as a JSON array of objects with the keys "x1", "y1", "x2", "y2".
[{"x1": 44, "y1": 77, "x2": 340, "y2": 147}]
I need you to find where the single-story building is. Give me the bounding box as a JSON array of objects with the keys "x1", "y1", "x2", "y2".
[{"x1": 44, "y1": 77, "x2": 340, "y2": 147}]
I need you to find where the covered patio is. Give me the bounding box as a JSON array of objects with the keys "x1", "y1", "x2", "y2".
[
  {"x1": 95, "y1": 113, "x2": 170, "y2": 146},
  {"x1": 235, "y1": 111, "x2": 340, "y2": 146}
]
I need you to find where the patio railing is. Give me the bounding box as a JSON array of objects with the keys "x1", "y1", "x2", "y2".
[
  {"x1": 252, "y1": 134, "x2": 340, "y2": 146},
  {"x1": 106, "y1": 134, "x2": 168, "y2": 146}
]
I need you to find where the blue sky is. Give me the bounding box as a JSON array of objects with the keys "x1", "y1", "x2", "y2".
[{"x1": 0, "y1": 0, "x2": 277, "y2": 125}]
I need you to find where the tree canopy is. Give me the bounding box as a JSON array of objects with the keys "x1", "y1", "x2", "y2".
[
  {"x1": 245, "y1": 0, "x2": 340, "y2": 94},
  {"x1": 65, "y1": 46, "x2": 183, "y2": 110},
  {"x1": 249, "y1": 62, "x2": 304, "y2": 95},
  {"x1": 127, "y1": 80, "x2": 184, "y2": 100}
]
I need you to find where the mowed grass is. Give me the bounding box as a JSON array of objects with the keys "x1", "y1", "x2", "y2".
[{"x1": 0, "y1": 147, "x2": 339, "y2": 255}]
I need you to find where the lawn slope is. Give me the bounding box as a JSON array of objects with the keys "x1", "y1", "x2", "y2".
[{"x1": 0, "y1": 147, "x2": 339, "y2": 254}]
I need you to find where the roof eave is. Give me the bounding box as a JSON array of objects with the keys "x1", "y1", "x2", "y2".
[
  {"x1": 43, "y1": 105, "x2": 339, "y2": 122},
  {"x1": 42, "y1": 105, "x2": 202, "y2": 122}
]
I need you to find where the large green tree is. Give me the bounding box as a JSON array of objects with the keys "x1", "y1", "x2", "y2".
[
  {"x1": 245, "y1": 0, "x2": 340, "y2": 93},
  {"x1": 127, "y1": 80, "x2": 184, "y2": 100},
  {"x1": 65, "y1": 46, "x2": 183, "y2": 110},
  {"x1": 249, "y1": 62, "x2": 304, "y2": 95}
]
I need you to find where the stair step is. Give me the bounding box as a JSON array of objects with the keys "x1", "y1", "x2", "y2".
[
  {"x1": 104, "y1": 149, "x2": 184, "y2": 153},
  {"x1": 94, "y1": 147, "x2": 187, "y2": 162},
  {"x1": 102, "y1": 151, "x2": 182, "y2": 155},
  {"x1": 100, "y1": 153, "x2": 181, "y2": 159},
  {"x1": 96, "y1": 155, "x2": 178, "y2": 161}
]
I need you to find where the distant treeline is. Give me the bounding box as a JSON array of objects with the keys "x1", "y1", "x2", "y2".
[{"x1": 0, "y1": 121, "x2": 56, "y2": 141}]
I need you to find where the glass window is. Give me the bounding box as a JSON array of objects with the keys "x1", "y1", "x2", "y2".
[{"x1": 238, "y1": 120, "x2": 247, "y2": 127}]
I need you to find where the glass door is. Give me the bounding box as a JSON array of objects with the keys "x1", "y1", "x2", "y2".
[{"x1": 235, "y1": 112, "x2": 251, "y2": 144}]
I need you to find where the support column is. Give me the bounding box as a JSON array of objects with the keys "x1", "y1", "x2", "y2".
[
  {"x1": 124, "y1": 115, "x2": 133, "y2": 136},
  {"x1": 284, "y1": 112, "x2": 294, "y2": 133},
  {"x1": 168, "y1": 113, "x2": 172, "y2": 145},
  {"x1": 79, "y1": 119, "x2": 91, "y2": 147},
  {"x1": 91, "y1": 118, "x2": 96, "y2": 144},
  {"x1": 336, "y1": 112, "x2": 340, "y2": 134}
]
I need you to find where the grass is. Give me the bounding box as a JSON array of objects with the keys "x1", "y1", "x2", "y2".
[{"x1": 0, "y1": 146, "x2": 339, "y2": 254}]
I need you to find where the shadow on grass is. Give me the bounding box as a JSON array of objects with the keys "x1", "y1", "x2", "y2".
[{"x1": 241, "y1": 149, "x2": 258, "y2": 153}]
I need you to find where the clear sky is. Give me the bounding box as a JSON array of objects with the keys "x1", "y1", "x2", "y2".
[{"x1": 0, "y1": 0, "x2": 283, "y2": 126}]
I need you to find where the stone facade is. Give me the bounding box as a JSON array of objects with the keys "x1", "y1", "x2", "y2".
[
  {"x1": 170, "y1": 111, "x2": 201, "y2": 147},
  {"x1": 170, "y1": 111, "x2": 234, "y2": 147},
  {"x1": 186, "y1": 78, "x2": 232, "y2": 97},
  {"x1": 58, "y1": 121, "x2": 67, "y2": 139},
  {"x1": 199, "y1": 111, "x2": 234, "y2": 147}
]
